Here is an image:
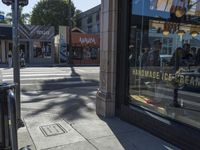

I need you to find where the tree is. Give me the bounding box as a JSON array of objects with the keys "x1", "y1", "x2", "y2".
[
  {"x1": 19, "y1": 7, "x2": 30, "y2": 24},
  {"x1": 74, "y1": 9, "x2": 82, "y2": 27},
  {"x1": 30, "y1": 0, "x2": 76, "y2": 34},
  {"x1": 20, "y1": 13, "x2": 30, "y2": 24},
  {"x1": 4, "y1": 8, "x2": 30, "y2": 25},
  {"x1": 5, "y1": 12, "x2": 12, "y2": 24}
]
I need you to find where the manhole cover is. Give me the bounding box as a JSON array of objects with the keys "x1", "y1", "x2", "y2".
[{"x1": 40, "y1": 123, "x2": 66, "y2": 137}]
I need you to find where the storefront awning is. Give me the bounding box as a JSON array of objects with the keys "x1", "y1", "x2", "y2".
[{"x1": 0, "y1": 26, "x2": 12, "y2": 40}]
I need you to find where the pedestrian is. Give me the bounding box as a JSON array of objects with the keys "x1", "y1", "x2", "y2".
[{"x1": 8, "y1": 50, "x2": 12, "y2": 68}]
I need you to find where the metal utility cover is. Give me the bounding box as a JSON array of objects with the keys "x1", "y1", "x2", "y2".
[{"x1": 40, "y1": 124, "x2": 66, "y2": 137}]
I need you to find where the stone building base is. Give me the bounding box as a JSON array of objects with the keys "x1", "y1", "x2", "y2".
[{"x1": 96, "y1": 90, "x2": 115, "y2": 117}]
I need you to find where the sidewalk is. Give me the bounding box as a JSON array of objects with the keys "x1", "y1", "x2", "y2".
[{"x1": 18, "y1": 86, "x2": 180, "y2": 150}]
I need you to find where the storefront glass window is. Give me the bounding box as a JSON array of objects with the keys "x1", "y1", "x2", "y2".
[
  {"x1": 33, "y1": 41, "x2": 51, "y2": 58},
  {"x1": 72, "y1": 46, "x2": 82, "y2": 59},
  {"x1": 90, "y1": 47, "x2": 98, "y2": 59},
  {"x1": 129, "y1": 0, "x2": 200, "y2": 129}
]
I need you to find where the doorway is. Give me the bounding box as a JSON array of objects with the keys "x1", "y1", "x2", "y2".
[{"x1": 20, "y1": 42, "x2": 29, "y2": 63}]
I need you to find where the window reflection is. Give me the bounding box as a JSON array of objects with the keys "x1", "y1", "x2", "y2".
[
  {"x1": 129, "y1": 0, "x2": 200, "y2": 129},
  {"x1": 33, "y1": 41, "x2": 51, "y2": 58}
]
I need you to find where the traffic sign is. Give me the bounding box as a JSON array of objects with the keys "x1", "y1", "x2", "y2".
[
  {"x1": 19, "y1": 0, "x2": 28, "y2": 6},
  {"x1": 2, "y1": 0, "x2": 28, "y2": 6},
  {"x1": 0, "y1": 15, "x2": 4, "y2": 21},
  {"x1": 2, "y1": 0, "x2": 12, "y2": 6}
]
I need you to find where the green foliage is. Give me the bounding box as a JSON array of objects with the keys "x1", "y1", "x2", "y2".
[
  {"x1": 30, "y1": 0, "x2": 76, "y2": 34},
  {"x1": 0, "y1": 11, "x2": 6, "y2": 24},
  {"x1": 19, "y1": 7, "x2": 30, "y2": 24},
  {"x1": 1, "y1": 8, "x2": 30, "y2": 25},
  {"x1": 20, "y1": 13, "x2": 30, "y2": 24},
  {"x1": 5, "y1": 12, "x2": 12, "y2": 24},
  {"x1": 0, "y1": 20, "x2": 7, "y2": 24},
  {"x1": 74, "y1": 9, "x2": 82, "y2": 27}
]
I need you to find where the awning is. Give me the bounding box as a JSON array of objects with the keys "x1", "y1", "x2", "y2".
[{"x1": 0, "y1": 26, "x2": 12, "y2": 40}]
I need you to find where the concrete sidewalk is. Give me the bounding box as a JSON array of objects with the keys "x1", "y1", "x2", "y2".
[{"x1": 18, "y1": 86, "x2": 180, "y2": 150}]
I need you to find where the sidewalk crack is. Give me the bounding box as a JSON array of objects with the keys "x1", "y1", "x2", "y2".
[{"x1": 69, "y1": 124, "x2": 99, "y2": 150}]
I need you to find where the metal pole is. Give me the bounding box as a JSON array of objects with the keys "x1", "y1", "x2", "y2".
[
  {"x1": 173, "y1": 49, "x2": 180, "y2": 107},
  {"x1": 68, "y1": 0, "x2": 73, "y2": 66},
  {"x1": 12, "y1": 0, "x2": 21, "y2": 124},
  {"x1": 8, "y1": 89, "x2": 18, "y2": 150}
]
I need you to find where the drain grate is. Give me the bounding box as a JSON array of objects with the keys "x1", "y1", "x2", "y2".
[{"x1": 40, "y1": 123, "x2": 67, "y2": 137}]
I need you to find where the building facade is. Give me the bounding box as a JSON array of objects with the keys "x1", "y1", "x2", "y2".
[
  {"x1": 77, "y1": 5, "x2": 100, "y2": 34},
  {"x1": 0, "y1": 24, "x2": 12, "y2": 64},
  {"x1": 55, "y1": 26, "x2": 100, "y2": 65},
  {"x1": 0, "y1": 24, "x2": 55, "y2": 65},
  {"x1": 97, "y1": 0, "x2": 200, "y2": 149},
  {"x1": 70, "y1": 32, "x2": 100, "y2": 65}
]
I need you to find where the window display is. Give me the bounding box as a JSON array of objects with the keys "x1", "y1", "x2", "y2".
[
  {"x1": 33, "y1": 41, "x2": 51, "y2": 58},
  {"x1": 72, "y1": 46, "x2": 82, "y2": 59},
  {"x1": 129, "y1": 0, "x2": 200, "y2": 129}
]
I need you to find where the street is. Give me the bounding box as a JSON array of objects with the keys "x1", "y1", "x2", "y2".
[
  {"x1": 0, "y1": 66, "x2": 100, "y2": 121},
  {"x1": 0, "y1": 66, "x2": 99, "y2": 91},
  {"x1": 0, "y1": 66, "x2": 100, "y2": 118}
]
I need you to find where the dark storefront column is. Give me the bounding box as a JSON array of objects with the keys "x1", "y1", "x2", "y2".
[{"x1": 96, "y1": 0, "x2": 118, "y2": 117}]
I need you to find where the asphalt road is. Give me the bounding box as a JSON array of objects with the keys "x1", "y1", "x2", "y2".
[{"x1": 0, "y1": 66, "x2": 100, "y2": 91}]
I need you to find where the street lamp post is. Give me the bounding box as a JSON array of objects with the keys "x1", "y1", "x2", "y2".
[
  {"x1": 2, "y1": 0, "x2": 28, "y2": 127},
  {"x1": 68, "y1": 0, "x2": 73, "y2": 66}
]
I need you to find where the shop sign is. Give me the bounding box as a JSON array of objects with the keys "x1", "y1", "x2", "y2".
[
  {"x1": 19, "y1": 25, "x2": 55, "y2": 40},
  {"x1": 71, "y1": 32, "x2": 100, "y2": 46},
  {"x1": 132, "y1": 68, "x2": 200, "y2": 88},
  {"x1": 36, "y1": 30, "x2": 50, "y2": 36},
  {"x1": 79, "y1": 37, "x2": 96, "y2": 44}
]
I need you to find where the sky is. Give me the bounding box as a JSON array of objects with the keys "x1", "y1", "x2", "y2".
[{"x1": 0, "y1": 0, "x2": 101, "y2": 14}]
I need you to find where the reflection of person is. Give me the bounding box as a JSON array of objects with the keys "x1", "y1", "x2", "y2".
[
  {"x1": 182, "y1": 43, "x2": 194, "y2": 67},
  {"x1": 129, "y1": 45, "x2": 136, "y2": 66},
  {"x1": 147, "y1": 39, "x2": 162, "y2": 66},
  {"x1": 140, "y1": 46, "x2": 150, "y2": 67},
  {"x1": 170, "y1": 47, "x2": 183, "y2": 107},
  {"x1": 171, "y1": 46, "x2": 189, "y2": 108},
  {"x1": 8, "y1": 50, "x2": 12, "y2": 68},
  {"x1": 170, "y1": 47, "x2": 185, "y2": 68}
]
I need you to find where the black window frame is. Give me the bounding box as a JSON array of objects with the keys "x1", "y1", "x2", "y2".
[
  {"x1": 116, "y1": 0, "x2": 200, "y2": 149},
  {"x1": 87, "y1": 16, "x2": 92, "y2": 24}
]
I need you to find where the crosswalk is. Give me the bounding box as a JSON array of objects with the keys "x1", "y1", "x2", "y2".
[
  {"x1": 1, "y1": 68, "x2": 73, "y2": 82},
  {"x1": 0, "y1": 67, "x2": 99, "y2": 90}
]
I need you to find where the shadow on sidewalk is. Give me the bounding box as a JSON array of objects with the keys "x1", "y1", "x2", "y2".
[
  {"x1": 21, "y1": 66, "x2": 98, "y2": 121},
  {"x1": 20, "y1": 66, "x2": 178, "y2": 150}
]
